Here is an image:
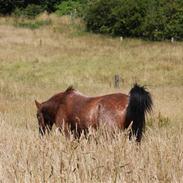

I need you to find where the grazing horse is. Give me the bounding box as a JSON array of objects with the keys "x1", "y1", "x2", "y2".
[{"x1": 35, "y1": 84, "x2": 152, "y2": 142}]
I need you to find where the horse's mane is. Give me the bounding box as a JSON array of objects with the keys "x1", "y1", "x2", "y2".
[
  {"x1": 65, "y1": 86, "x2": 75, "y2": 93},
  {"x1": 46, "y1": 86, "x2": 75, "y2": 102}
]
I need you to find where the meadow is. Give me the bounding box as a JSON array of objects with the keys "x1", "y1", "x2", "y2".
[{"x1": 0, "y1": 14, "x2": 183, "y2": 182}]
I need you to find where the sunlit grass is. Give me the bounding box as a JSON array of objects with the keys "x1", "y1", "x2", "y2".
[{"x1": 0, "y1": 14, "x2": 183, "y2": 182}]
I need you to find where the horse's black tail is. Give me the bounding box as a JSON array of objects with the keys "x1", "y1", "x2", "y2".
[{"x1": 126, "y1": 83, "x2": 153, "y2": 142}]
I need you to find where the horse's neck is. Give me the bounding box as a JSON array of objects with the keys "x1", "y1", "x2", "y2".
[{"x1": 46, "y1": 92, "x2": 64, "y2": 110}]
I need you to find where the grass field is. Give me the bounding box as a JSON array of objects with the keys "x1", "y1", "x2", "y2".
[{"x1": 0, "y1": 14, "x2": 183, "y2": 182}]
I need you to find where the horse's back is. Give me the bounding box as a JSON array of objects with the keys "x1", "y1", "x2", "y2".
[
  {"x1": 75, "y1": 92, "x2": 129, "y2": 129},
  {"x1": 56, "y1": 91, "x2": 129, "y2": 130},
  {"x1": 99, "y1": 93, "x2": 128, "y2": 106}
]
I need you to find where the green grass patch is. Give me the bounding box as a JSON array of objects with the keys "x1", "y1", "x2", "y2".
[{"x1": 14, "y1": 19, "x2": 51, "y2": 30}]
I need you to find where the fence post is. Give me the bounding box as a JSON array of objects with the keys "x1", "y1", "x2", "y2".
[{"x1": 114, "y1": 74, "x2": 120, "y2": 88}]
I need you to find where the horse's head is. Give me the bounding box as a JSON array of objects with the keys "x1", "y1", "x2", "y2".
[
  {"x1": 35, "y1": 100, "x2": 46, "y2": 136},
  {"x1": 35, "y1": 100, "x2": 55, "y2": 136},
  {"x1": 35, "y1": 89, "x2": 72, "y2": 136},
  {"x1": 35, "y1": 100, "x2": 50, "y2": 135}
]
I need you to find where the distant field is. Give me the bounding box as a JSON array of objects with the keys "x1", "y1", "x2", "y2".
[{"x1": 0, "y1": 14, "x2": 183, "y2": 182}]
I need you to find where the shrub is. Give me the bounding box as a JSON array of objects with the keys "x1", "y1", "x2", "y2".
[
  {"x1": 141, "y1": 0, "x2": 183, "y2": 40},
  {"x1": 0, "y1": 0, "x2": 62, "y2": 15},
  {"x1": 56, "y1": 0, "x2": 87, "y2": 17},
  {"x1": 164, "y1": 0, "x2": 183, "y2": 40},
  {"x1": 85, "y1": 0, "x2": 148, "y2": 35},
  {"x1": 0, "y1": 0, "x2": 17, "y2": 15},
  {"x1": 111, "y1": 0, "x2": 148, "y2": 37},
  {"x1": 14, "y1": 4, "x2": 44, "y2": 19},
  {"x1": 41, "y1": 0, "x2": 63, "y2": 13},
  {"x1": 85, "y1": 0, "x2": 183, "y2": 40}
]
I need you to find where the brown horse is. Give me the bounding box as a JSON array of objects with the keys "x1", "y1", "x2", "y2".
[{"x1": 35, "y1": 84, "x2": 152, "y2": 142}]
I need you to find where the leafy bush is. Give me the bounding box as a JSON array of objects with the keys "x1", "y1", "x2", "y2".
[
  {"x1": 163, "y1": 0, "x2": 183, "y2": 40},
  {"x1": 0, "y1": 0, "x2": 17, "y2": 15},
  {"x1": 140, "y1": 1, "x2": 167, "y2": 40},
  {"x1": 0, "y1": 0, "x2": 62, "y2": 15},
  {"x1": 141, "y1": 0, "x2": 183, "y2": 40},
  {"x1": 41, "y1": 0, "x2": 63, "y2": 13},
  {"x1": 14, "y1": 4, "x2": 44, "y2": 19},
  {"x1": 56, "y1": 0, "x2": 87, "y2": 17},
  {"x1": 85, "y1": 0, "x2": 183, "y2": 41},
  {"x1": 85, "y1": 0, "x2": 149, "y2": 36},
  {"x1": 84, "y1": 0, "x2": 118, "y2": 34}
]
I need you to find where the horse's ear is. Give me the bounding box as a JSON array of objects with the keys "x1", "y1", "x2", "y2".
[{"x1": 35, "y1": 100, "x2": 41, "y2": 109}]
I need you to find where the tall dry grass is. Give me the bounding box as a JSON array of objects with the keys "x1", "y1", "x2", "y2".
[{"x1": 0, "y1": 14, "x2": 183, "y2": 182}]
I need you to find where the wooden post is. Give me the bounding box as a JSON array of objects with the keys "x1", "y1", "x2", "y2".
[{"x1": 114, "y1": 74, "x2": 120, "y2": 88}]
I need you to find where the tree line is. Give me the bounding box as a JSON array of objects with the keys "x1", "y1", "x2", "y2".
[{"x1": 0, "y1": 0, "x2": 182, "y2": 40}]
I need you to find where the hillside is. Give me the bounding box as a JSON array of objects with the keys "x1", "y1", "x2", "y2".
[{"x1": 0, "y1": 14, "x2": 183, "y2": 182}]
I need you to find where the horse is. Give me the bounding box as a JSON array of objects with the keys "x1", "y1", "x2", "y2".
[{"x1": 35, "y1": 84, "x2": 152, "y2": 142}]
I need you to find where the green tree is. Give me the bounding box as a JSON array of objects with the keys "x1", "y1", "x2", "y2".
[{"x1": 85, "y1": 0, "x2": 183, "y2": 40}]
